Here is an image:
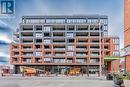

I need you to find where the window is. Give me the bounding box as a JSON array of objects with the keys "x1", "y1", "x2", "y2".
[
  {"x1": 36, "y1": 33, "x2": 42, "y2": 38},
  {"x1": 67, "y1": 46, "x2": 75, "y2": 50},
  {"x1": 87, "y1": 19, "x2": 99, "y2": 24},
  {"x1": 26, "y1": 19, "x2": 45, "y2": 23},
  {"x1": 35, "y1": 25, "x2": 42, "y2": 31},
  {"x1": 43, "y1": 26, "x2": 51, "y2": 31},
  {"x1": 53, "y1": 59, "x2": 65, "y2": 63},
  {"x1": 44, "y1": 33, "x2": 51, "y2": 37},
  {"x1": 67, "y1": 33, "x2": 74, "y2": 38},
  {"x1": 67, "y1": 52, "x2": 74, "y2": 56},
  {"x1": 76, "y1": 59, "x2": 86, "y2": 63},
  {"x1": 44, "y1": 39, "x2": 51, "y2": 44},
  {"x1": 67, "y1": 26, "x2": 75, "y2": 30},
  {"x1": 46, "y1": 19, "x2": 65, "y2": 23},
  {"x1": 35, "y1": 45, "x2": 41, "y2": 49},
  {"x1": 22, "y1": 25, "x2": 33, "y2": 31},
  {"x1": 44, "y1": 45, "x2": 50, "y2": 49},
  {"x1": 67, "y1": 59, "x2": 73, "y2": 63},
  {"x1": 44, "y1": 58, "x2": 52, "y2": 63},
  {"x1": 35, "y1": 52, "x2": 42, "y2": 56},
  {"x1": 90, "y1": 59, "x2": 99, "y2": 63},
  {"x1": 36, "y1": 39, "x2": 42, "y2": 43},
  {"x1": 114, "y1": 45, "x2": 119, "y2": 50},
  {"x1": 113, "y1": 51, "x2": 119, "y2": 56},
  {"x1": 67, "y1": 19, "x2": 86, "y2": 23},
  {"x1": 23, "y1": 58, "x2": 32, "y2": 63},
  {"x1": 113, "y1": 39, "x2": 119, "y2": 44},
  {"x1": 67, "y1": 39, "x2": 75, "y2": 43}
]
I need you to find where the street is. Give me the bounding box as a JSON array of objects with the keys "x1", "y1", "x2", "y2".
[{"x1": 0, "y1": 76, "x2": 115, "y2": 87}]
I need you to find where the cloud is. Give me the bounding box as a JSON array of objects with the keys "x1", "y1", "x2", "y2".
[
  {"x1": 0, "y1": 52, "x2": 10, "y2": 58},
  {"x1": 0, "y1": 40, "x2": 9, "y2": 45},
  {"x1": 0, "y1": 34, "x2": 12, "y2": 43},
  {"x1": 0, "y1": 52, "x2": 9, "y2": 64}
]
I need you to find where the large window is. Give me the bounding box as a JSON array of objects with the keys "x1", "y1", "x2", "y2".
[
  {"x1": 90, "y1": 59, "x2": 99, "y2": 63},
  {"x1": 44, "y1": 58, "x2": 52, "y2": 63},
  {"x1": 44, "y1": 39, "x2": 51, "y2": 44},
  {"x1": 53, "y1": 59, "x2": 65, "y2": 63},
  {"x1": 43, "y1": 26, "x2": 51, "y2": 31},
  {"x1": 113, "y1": 51, "x2": 119, "y2": 56},
  {"x1": 25, "y1": 19, "x2": 45, "y2": 23},
  {"x1": 67, "y1": 19, "x2": 86, "y2": 23},
  {"x1": 76, "y1": 59, "x2": 86, "y2": 63},
  {"x1": 87, "y1": 19, "x2": 99, "y2": 24},
  {"x1": 35, "y1": 52, "x2": 42, "y2": 56},
  {"x1": 113, "y1": 38, "x2": 119, "y2": 44},
  {"x1": 46, "y1": 19, "x2": 65, "y2": 23},
  {"x1": 67, "y1": 46, "x2": 75, "y2": 50},
  {"x1": 67, "y1": 52, "x2": 74, "y2": 56},
  {"x1": 36, "y1": 33, "x2": 42, "y2": 38},
  {"x1": 67, "y1": 33, "x2": 74, "y2": 38}
]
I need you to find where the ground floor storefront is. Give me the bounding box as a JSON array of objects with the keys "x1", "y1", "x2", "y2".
[{"x1": 14, "y1": 65, "x2": 102, "y2": 76}]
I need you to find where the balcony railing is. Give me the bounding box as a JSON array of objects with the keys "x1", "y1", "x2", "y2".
[
  {"x1": 76, "y1": 48, "x2": 86, "y2": 50},
  {"x1": 22, "y1": 54, "x2": 33, "y2": 56},
  {"x1": 13, "y1": 48, "x2": 19, "y2": 51},
  {"x1": 54, "y1": 54, "x2": 65, "y2": 56},
  {"x1": 90, "y1": 48, "x2": 99, "y2": 50},
  {"x1": 54, "y1": 48, "x2": 65, "y2": 50},
  {"x1": 13, "y1": 54, "x2": 19, "y2": 57},
  {"x1": 90, "y1": 54, "x2": 100, "y2": 57},
  {"x1": 22, "y1": 48, "x2": 33, "y2": 50},
  {"x1": 76, "y1": 54, "x2": 87, "y2": 57}
]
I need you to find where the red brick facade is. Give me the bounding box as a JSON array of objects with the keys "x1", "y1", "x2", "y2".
[{"x1": 125, "y1": 0, "x2": 130, "y2": 72}]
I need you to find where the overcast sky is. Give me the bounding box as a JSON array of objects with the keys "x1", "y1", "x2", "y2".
[{"x1": 0, "y1": 0, "x2": 124, "y2": 64}]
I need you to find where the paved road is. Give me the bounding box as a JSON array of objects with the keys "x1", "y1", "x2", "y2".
[{"x1": 0, "y1": 76, "x2": 115, "y2": 87}]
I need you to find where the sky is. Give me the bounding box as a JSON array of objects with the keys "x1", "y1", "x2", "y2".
[{"x1": 0, "y1": 0, "x2": 124, "y2": 64}]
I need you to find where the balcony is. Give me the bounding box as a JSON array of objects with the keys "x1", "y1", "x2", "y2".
[
  {"x1": 90, "y1": 54, "x2": 100, "y2": 57},
  {"x1": 54, "y1": 48, "x2": 65, "y2": 50},
  {"x1": 90, "y1": 59, "x2": 99, "y2": 64},
  {"x1": 22, "y1": 59, "x2": 32, "y2": 63},
  {"x1": 54, "y1": 54, "x2": 65, "y2": 57},
  {"x1": 53, "y1": 59, "x2": 65, "y2": 63},
  {"x1": 35, "y1": 52, "x2": 42, "y2": 57},
  {"x1": 53, "y1": 27, "x2": 65, "y2": 31},
  {"x1": 13, "y1": 54, "x2": 19, "y2": 57},
  {"x1": 22, "y1": 54, "x2": 33, "y2": 57},
  {"x1": 12, "y1": 48, "x2": 19, "y2": 51},
  {"x1": 76, "y1": 59, "x2": 86, "y2": 64},
  {"x1": 76, "y1": 54, "x2": 87, "y2": 57},
  {"x1": 35, "y1": 58, "x2": 42, "y2": 63},
  {"x1": 45, "y1": 54, "x2": 52, "y2": 57},
  {"x1": 43, "y1": 26, "x2": 51, "y2": 32},
  {"x1": 43, "y1": 40, "x2": 51, "y2": 44},
  {"x1": 90, "y1": 48, "x2": 100, "y2": 50},
  {"x1": 35, "y1": 33, "x2": 42, "y2": 38},
  {"x1": 22, "y1": 48, "x2": 33, "y2": 50},
  {"x1": 66, "y1": 59, "x2": 73, "y2": 63},
  {"x1": 22, "y1": 38, "x2": 33, "y2": 44}
]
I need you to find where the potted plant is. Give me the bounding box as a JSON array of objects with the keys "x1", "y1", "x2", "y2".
[
  {"x1": 113, "y1": 74, "x2": 123, "y2": 86},
  {"x1": 124, "y1": 74, "x2": 130, "y2": 87}
]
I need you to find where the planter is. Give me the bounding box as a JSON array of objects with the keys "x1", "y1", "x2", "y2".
[
  {"x1": 124, "y1": 79, "x2": 130, "y2": 87},
  {"x1": 106, "y1": 73, "x2": 113, "y2": 80},
  {"x1": 113, "y1": 78, "x2": 123, "y2": 86}
]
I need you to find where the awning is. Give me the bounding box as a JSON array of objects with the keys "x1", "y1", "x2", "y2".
[{"x1": 104, "y1": 56, "x2": 119, "y2": 62}]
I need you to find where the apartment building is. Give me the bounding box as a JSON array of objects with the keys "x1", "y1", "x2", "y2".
[
  {"x1": 124, "y1": 0, "x2": 130, "y2": 72},
  {"x1": 10, "y1": 15, "x2": 120, "y2": 74}
]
